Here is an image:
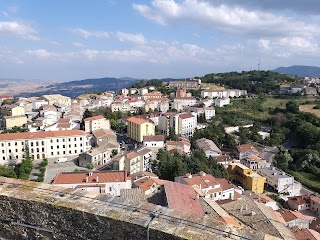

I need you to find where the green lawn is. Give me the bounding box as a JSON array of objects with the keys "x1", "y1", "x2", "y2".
[{"x1": 287, "y1": 170, "x2": 320, "y2": 193}]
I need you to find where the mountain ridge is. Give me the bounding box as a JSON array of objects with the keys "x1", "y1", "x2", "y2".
[{"x1": 273, "y1": 65, "x2": 320, "y2": 77}]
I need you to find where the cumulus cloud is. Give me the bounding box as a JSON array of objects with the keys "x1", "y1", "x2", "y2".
[
  {"x1": 0, "y1": 21, "x2": 37, "y2": 39},
  {"x1": 116, "y1": 32, "x2": 147, "y2": 44},
  {"x1": 72, "y1": 42, "x2": 86, "y2": 48},
  {"x1": 132, "y1": 0, "x2": 319, "y2": 39},
  {"x1": 25, "y1": 49, "x2": 54, "y2": 58},
  {"x1": 71, "y1": 28, "x2": 109, "y2": 39}
]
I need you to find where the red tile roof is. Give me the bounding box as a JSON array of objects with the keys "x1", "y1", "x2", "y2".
[
  {"x1": 216, "y1": 178, "x2": 234, "y2": 191},
  {"x1": 127, "y1": 116, "x2": 147, "y2": 125},
  {"x1": 0, "y1": 130, "x2": 85, "y2": 141},
  {"x1": 287, "y1": 195, "x2": 311, "y2": 205},
  {"x1": 143, "y1": 135, "x2": 165, "y2": 142},
  {"x1": 281, "y1": 210, "x2": 309, "y2": 222},
  {"x1": 178, "y1": 172, "x2": 219, "y2": 189},
  {"x1": 84, "y1": 115, "x2": 105, "y2": 121},
  {"x1": 52, "y1": 171, "x2": 128, "y2": 184},
  {"x1": 93, "y1": 129, "x2": 116, "y2": 138},
  {"x1": 237, "y1": 144, "x2": 258, "y2": 153},
  {"x1": 164, "y1": 181, "x2": 204, "y2": 216},
  {"x1": 218, "y1": 216, "x2": 241, "y2": 227},
  {"x1": 179, "y1": 113, "x2": 195, "y2": 119},
  {"x1": 214, "y1": 155, "x2": 232, "y2": 163},
  {"x1": 293, "y1": 228, "x2": 320, "y2": 240}
]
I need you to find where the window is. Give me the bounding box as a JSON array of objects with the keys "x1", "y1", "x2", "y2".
[
  {"x1": 42, "y1": 141, "x2": 44, "y2": 145},
  {"x1": 80, "y1": 144, "x2": 82, "y2": 147},
  {"x1": 63, "y1": 139, "x2": 65, "y2": 142},
  {"x1": 51, "y1": 152, "x2": 53, "y2": 156},
  {"x1": 63, "y1": 145, "x2": 65, "y2": 148},
  {"x1": 16, "y1": 155, "x2": 18, "y2": 159},
  {"x1": 1, "y1": 143, "x2": 3, "y2": 147},
  {"x1": 74, "y1": 138, "x2": 76, "y2": 141},
  {"x1": 69, "y1": 144, "x2": 71, "y2": 148},
  {"x1": 30, "y1": 142, "x2": 33, "y2": 147},
  {"x1": 57, "y1": 151, "x2": 60, "y2": 155},
  {"x1": 75, "y1": 150, "x2": 77, "y2": 154},
  {"x1": 69, "y1": 150, "x2": 71, "y2": 154},
  {"x1": 21, "y1": 142, "x2": 24, "y2": 145},
  {"x1": 57, "y1": 139, "x2": 59, "y2": 143},
  {"x1": 68, "y1": 138, "x2": 71, "y2": 142},
  {"x1": 50, "y1": 140, "x2": 53, "y2": 143},
  {"x1": 51, "y1": 146, "x2": 53, "y2": 149},
  {"x1": 36, "y1": 142, "x2": 39, "y2": 146},
  {"x1": 63, "y1": 151, "x2": 65, "y2": 154},
  {"x1": 74, "y1": 144, "x2": 77, "y2": 147},
  {"x1": 57, "y1": 146, "x2": 59, "y2": 149},
  {"x1": 2, "y1": 157, "x2": 5, "y2": 160},
  {"x1": 8, "y1": 150, "x2": 11, "y2": 153},
  {"x1": 15, "y1": 142, "x2": 17, "y2": 146},
  {"x1": 37, "y1": 148, "x2": 39, "y2": 152},
  {"x1": 15, "y1": 149, "x2": 18, "y2": 153},
  {"x1": 80, "y1": 137, "x2": 82, "y2": 141},
  {"x1": 42, "y1": 148, "x2": 44, "y2": 152},
  {"x1": 1, "y1": 150, "x2": 4, "y2": 153}
]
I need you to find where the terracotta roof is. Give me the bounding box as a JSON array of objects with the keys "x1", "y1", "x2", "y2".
[
  {"x1": 0, "y1": 130, "x2": 85, "y2": 141},
  {"x1": 218, "y1": 216, "x2": 241, "y2": 227},
  {"x1": 164, "y1": 181, "x2": 204, "y2": 216},
  {"x1": 129, "y1": 171, "x2": 158, "y2": 180},
  {"x1": 143, "y1": 135, "x2": 165, "y2": 142},
  {"x1": 93, "y1": 129, "x2": 116, "y2": 138},
  {"x1": 58, "y1": 118, "x2": 70, "y2": 123},
  {"x1": 57, "y1": 122, "x2": 71, "y2": 128},
  {"x1": 293, "y1": 228, "x2": 320, "y2": 240},
  {"x1": 178, "y1": 172, "x2": 219, "y2": 189},
  {"x1": 246, "y1": 155, "x2": 262, "y2": 161},
  {"x1": 126, "y1": 151, "x2": 139, "y2": 160},
  {"x1": 52, "y1": 171, "x2": 128, "y2": 184},
  {"x1": 84, "y1": 115, "x2": 105, "y2": 121},
  {"x1": 310, "y1": 195, "x2": 320, "y2": 204},
  {"x1": 237, "y1": 144, "x2": 258, "y2": 153},
  {"x1": 167, "y1": 140, "x2": 191, "y2": 146},
  {"x1": 216, "y1": 178, "x2": 234, "y2": 191},
  {"x1": 174, "y1": 97, "x2": 196, "y2": 100},
  {"x1": 287, "y1": 195, "x2": 311, "y2": 205},
  {"x1": 214, "y1": 155, "x2": 232, "y2": 163},
  {"x1": 127, "y1": 116, "x2": 147, "y2": 125},
  {"x1": 281, "y1": 210, "x2": 309, "y2": 222},
  {"x1": 179, "y1": 113, "x2": 195, "y2": 119}
]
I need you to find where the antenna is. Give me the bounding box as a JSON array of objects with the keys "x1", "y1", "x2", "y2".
[{"x1": 258, "y1": 60, "x2": 260, "y2": 71}]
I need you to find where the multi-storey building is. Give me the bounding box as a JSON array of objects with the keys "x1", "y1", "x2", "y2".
[
  {"x1": 237, "y1": 144, "x2": 259, "y2": 160},
  {"x1": 127, "y1": 117, "x2": 155, "y2": 142},
  {"x1": 257, "y1": 167, "x2": 301, "y2": 196},
  {"x1": 113, "y1": 147, "x2": 153, "y2": 175},
  {"x1": 201, "y1": 89, "x2": 247, "y2": 99},
  {"x1": 168, "y1": 79, "x2": 201, "y2": 89},
  {"x1": 40, "y1": 94, "x2": 72, "y2": 107},
  {"x1": 142, "y1": 91, "x2": 163, "y2": 100},
  {"x1": 178, "y1": 113, "x2": 197, "y2": 138},
  {"x1": 172, "y1": 97, "x2": 197, "y2": 111},
  {"x1": 0, "y1": 130, "x2": 88, "y2": 165},
  {"x1": 228, "y1": 163, "x2": 265, "y2": 193},
  {"x1": 84, "y1": 115, "x2": 110, "y2": 133}
]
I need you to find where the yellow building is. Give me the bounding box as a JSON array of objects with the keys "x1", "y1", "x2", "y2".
[
  {"x1": 4, "y1": 115, "x2": 28, "y2": 129},
  {"x1": 127, "y1": 117, "x2": 155, "y2": 142},
  {"x1": 227, "y1": 163, "x2": 265, "y2": 193},
  {"x1": 0, "y1": 105, "x2": 25, "y2": 117}
]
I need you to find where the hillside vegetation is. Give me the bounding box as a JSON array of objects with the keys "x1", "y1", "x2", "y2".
[{"x1": 200, "y1": 70, "x2": 299, "y2": 94}]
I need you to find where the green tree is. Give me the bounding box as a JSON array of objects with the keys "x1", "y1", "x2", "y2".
[
  {"x1": 167, "y1": 127, "x2": 178, "y2": 141},
  {"x1": 286, "y1": 101, "x2": 299, "y2": 113},
  {"x1": 86, "y1": 163, "x2": 94, "y2": 169},
  {"x1": 0, "y1": 166, "x2": 17, "y2": 178},
  {"x1": 111, "y1": 149, "x2": 118, "y2": 158}
]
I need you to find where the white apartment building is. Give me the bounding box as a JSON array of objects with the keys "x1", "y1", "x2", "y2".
[
  {"x1": 214, "y1": 98, "x2": 230, "y2": 107},
  {"x1": 172, "y1": 97, "x2": 197, "y2": 111},
  {"x1": 110, "y1": 101, "x2": 131, "y2": 112},
  {"x1": 114, "y1": 147, "x2": 153, "y2": 175},
  {"x1": 204, "y1": 107, "x2": 215, "y2": 121},
  {"x1": 175, "y1": 172, "x2": 235, "y2": 201},
  {"x1": 0, "y1": 130, "x2": 88, "y2": 165},
  {"x1": 52, "y1": 171, "x2": 131, "y2": 196},
  {"x1": 201, "y1": 89, "x2": 247, "y2": 99},
  {"x1": 40, "y1": 94, "x2": 72, "y2": 107},
  {"x1": 257, "y1": 167, "x2": 302, "y2": 196},
  {"x1": 32, "y1": 100, "x2": 49, "y2": 110},
  {"x1": 179, "y1": 113, "x2": 197, "y2": 138},
  {"x1": 143, "y1": 135, "x2": 165, "y2": 148}
]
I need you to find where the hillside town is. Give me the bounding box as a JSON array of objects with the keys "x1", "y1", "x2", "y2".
[{"x1": 1, "y1": 77, "x2": 320, "y2": 240}]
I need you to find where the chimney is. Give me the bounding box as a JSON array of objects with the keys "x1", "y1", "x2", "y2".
[
  {"x1": 88, "y1": 172, "x2": 93, "y2": 176},
  {"x1": 96, "y1": 176, "x2": 99, "y2": 182},
  {"x1": 86, "y1": 177, "x2": 88, "y2": 182}
]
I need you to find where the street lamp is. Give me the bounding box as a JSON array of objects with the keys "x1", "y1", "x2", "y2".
[{"x1": 147, "y1": 212, "x2": 159, "y2": 240}]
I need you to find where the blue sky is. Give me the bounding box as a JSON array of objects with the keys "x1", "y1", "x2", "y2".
[{"x1": 0, "y1": 0, "x2": 320, "y2": 82}]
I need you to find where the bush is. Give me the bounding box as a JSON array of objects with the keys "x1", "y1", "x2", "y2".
[{"x1": 86, "y1": 163, "x2": 94, "y2": 170}]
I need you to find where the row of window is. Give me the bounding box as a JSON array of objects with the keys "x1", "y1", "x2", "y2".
[{"x1": 0, "y1": 137, "x2": 83, "y2": 147}]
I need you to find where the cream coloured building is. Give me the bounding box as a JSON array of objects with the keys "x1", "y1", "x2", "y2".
[
  {"x1": 0, "y1": 130, "x2": 88, "y2": 165},
  {"x1": 4, "y1": 115, "x2": 28, "y2": 129},
  {"x1": 84, "y1": 115, "x2": 110, "y2": 133},
  {"x1": 40, "y1": 94, "x2": 71, "y2": 107}
]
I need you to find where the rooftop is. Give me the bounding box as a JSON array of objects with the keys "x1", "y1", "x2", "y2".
[
  {"x1": 84, "y1": 115, "x2": 105, "y2": 121},
  {"x1": 143, "y1": 135, "x2": 165, "y2": 142},
  {"x1": 93, "y1": 129, "x2": 116, "y2": 139},
  {"x1": 237, "y1": 144, "x2": 258, "y2": 153},
  {"x1": 0, "y1": 130, "x2": 85, "y2": 141},
  {"x1": 127, "y1": 116, "x2": 148, "y2": 125},
  {"x1": 177, "y1": 172, "x2": 219, "y2": 189},
  {"x1": 164, "y1": 181, "x2": 204, "y2": 216},
  {"x1": 280, "y1": 210, "x2": 309, "y2": 222},
  {"x1": 179, "y1": 113, "x2": 195, "y2": 119},
  {"x1": 258, "y1": 167, "x2": 293, "y2": 179},
  {"x1": 195, "y1": 138, "x2": 221, "y2": 153},
  {"x1": 52, "y1": 171, "x2": 129, "y2": 184}
]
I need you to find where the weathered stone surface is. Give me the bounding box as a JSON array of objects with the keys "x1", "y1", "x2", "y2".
[{"x1": 0, "y1": 177, "x2": 269, "y2": 240}]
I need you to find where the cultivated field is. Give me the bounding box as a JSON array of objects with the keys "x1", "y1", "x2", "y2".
[{"x1": 299, "y1": 104, "x2": 320, "y2": 117}]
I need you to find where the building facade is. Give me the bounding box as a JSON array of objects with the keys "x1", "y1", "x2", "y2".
[
  {"x1": 127, "y1": 117, "x2": 155, "y2": 142},
  {"x1": 84, "y1": 115, "x2": 110, "y2": 133}
]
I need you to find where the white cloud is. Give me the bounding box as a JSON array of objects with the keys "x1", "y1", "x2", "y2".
[
  {"x1": 0, "y1": 21, "x2": 37, "y2": 39},
  {"x1": 116, "y1": 32, "x2": 147, "y2": 44},
  {"x1": 71, "y1": 28, "x2": 109, "y2": 39},
  {"x1": 132, "y1": 0, "x2": 320, "y2": 39},
  {"x1": 72, "y1": 42, "x2": 86, "y2": 48},
  {"x1": 81, "y1": 49, "x2": 99, "y2": 59},
  {"x1": 25, "y1": 49, "x2": 54, "y2": 58}
]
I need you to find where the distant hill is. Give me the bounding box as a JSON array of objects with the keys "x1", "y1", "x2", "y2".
[
  {"x1": 273, "y1": 65, "x2": 320, "y2": 77},
  {"x1": 18, "y1": 77, "x2": 138, "y2": 98}
]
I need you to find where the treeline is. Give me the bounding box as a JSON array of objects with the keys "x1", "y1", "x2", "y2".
[
  {"x1": 155, "y1": 149, "x2": 228, "y2": 181},
  {"x1": 201, "y1": 70, "x2": 299, "y2": 94}
]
